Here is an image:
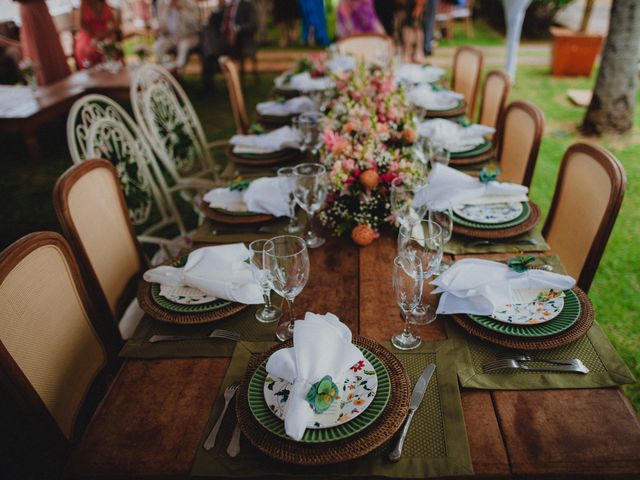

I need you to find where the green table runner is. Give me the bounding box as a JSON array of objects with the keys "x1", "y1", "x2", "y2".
[
  {"x1": 119, "y1": 300, "x2": 282, "y2": 358},
  {"x1": 446, "y1": 320, "x2": 635, "y2": 390},
  {"x1": 192, "y1": 340, "x2": 473, "y2": 478},
  {"x1": 445, "y1": 225, "x2": 550, "y2": 255}
]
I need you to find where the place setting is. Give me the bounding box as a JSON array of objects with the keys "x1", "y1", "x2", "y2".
[
  {"x1": 226, "y1": 125, "x2": 304, "y2": 167},
  {"x1": 393, "y1": 63, "x2": 446, "y2": 86},
  {"x1": 255, "y1": 95, "x2": 316, "y2": 127},
  {"x1": 407, "y1": 83, "x2": 467, "y2": 118},
  {"x1": 273, "y1": 70, "x2": 336, "y2": 98}
]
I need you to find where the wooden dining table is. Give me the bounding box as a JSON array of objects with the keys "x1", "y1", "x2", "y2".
[{"x1": 64, "y1": 234, "x2": 640, "y2": 479}]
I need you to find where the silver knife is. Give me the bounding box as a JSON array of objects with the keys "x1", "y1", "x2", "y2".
[{"x1": 388, "y1": 363, "x2": 436, "y2": 462}]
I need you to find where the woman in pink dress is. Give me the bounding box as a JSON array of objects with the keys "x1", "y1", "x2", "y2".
[
  {"x1": 336, "y1": 0, "x2": 385, "y2": 38},
  {"x1": 74, "y1": 0, "x2": 118, "y2": 69},
  {"x1": 16, "y1": 0, "x2": 71, "y2": 85}
]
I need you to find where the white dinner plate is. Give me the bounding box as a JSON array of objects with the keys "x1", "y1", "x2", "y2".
[{"x1": 453, "y1": 202, "x2": 524, "y2": 224}]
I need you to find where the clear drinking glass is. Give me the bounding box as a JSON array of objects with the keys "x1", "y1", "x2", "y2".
[
  {"x1": 277, "y1": 167, "x2": 302, "y2": 233},
  {"x1": 248, "y1": 239, "x2": 283, "y2": 323},
  {"x1": 293, "y1": 163, "x2": 329, "y2": 248},
  {"x1": 431, "y1": 145, "x2": 450, "y2": 167},
  {"x1": 391, "y1": 254, "x2": 424, "y2": 350},
  {"x1": 298, "y1": 111, "x2": 326, "y2": 156},
  {"x1": 263, "y1": 235, "x2": 310, "y2": 342},
  {"x1": 397, "y1": 220, "x2": 443, "y2": 325},
  {"x1": 390, "y1": 177, "x2": 428, "y2": 228},
  {"x1": 428, "y1": 202, "x2": 453, "y2": 274}
]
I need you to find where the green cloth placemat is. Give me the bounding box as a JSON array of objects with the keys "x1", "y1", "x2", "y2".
[
  {"x1": 192, "y1": 340, "x2": 473, "y2": 478},
  {"x1": 445, "y1": 224, "x2": 550, "y2": 255},
  {"x1": 119, "y1": 300, "x2": 282, "y2": 358},
  {"x1": 446, "y1": 320, "x2": 635, "y2": 390}
]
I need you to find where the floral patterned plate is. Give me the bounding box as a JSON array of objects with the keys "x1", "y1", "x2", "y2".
[
  {"x1": 453, "y1": 202, "x2": 524, "y2": 224},
  {"x1": 263, "y1": 357, "x2": 378, "y2": 429},
  {"x1": 490, "y1": 289, "x2": 566, "y2": 325},
  {"x1": 158, "y1": 284, "x2": 216, "y2": 305}
]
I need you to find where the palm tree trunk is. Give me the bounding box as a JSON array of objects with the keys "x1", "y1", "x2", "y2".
[{"x1": 582, "y1": 0, "x2": 640, "y2": 135}]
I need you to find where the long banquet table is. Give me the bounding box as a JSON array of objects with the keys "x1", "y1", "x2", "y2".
[{"x1": 64, "y1": 235, "x2": 640, "y2": 479}]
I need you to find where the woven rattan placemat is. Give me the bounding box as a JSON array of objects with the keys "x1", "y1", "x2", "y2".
[
  {"x1": 191, "y1": 339, "x2": 473, "y2": 478},
  {"x1": 444, "y1": 225, "x2": 550, "y2": 255},
  {"x1": 449, "y1": 145, "x2": 496, "y2": 166},
  {"x1": 452, "y1": 201, "x2": 541, "y2": 240}
]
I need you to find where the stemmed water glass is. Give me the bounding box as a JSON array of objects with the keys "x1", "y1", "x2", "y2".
[
  {"x1": 428, "y1": 202, "x2": 453, "y2": 274},
  {"x1": 293, "y1": 163, "x2": 329, "y2": 248},
  {"x1": 263, "y1": 236, "x2": 310, "y2": 342},
  {"x1": 298, "y1": 111, "x2": 326, "y2": 157},
  {"x1": 391, "y1": 254, "x2": 424, "y2": 350},
  {"x1": 390, "y1": 177, "x2": 428, "y2": 228},
  {"x1": 248, "y1": 239, "x2": 282, "y2": 323},
  {"x1": 430, "y1": 145, "x2": 450, "y2": 167},
  {"x1": 397, "y1": 220, "x2": 443, "y2": 325},
  {"x1": 277, "y1": 167, "x2": 302, "y2": 233}
]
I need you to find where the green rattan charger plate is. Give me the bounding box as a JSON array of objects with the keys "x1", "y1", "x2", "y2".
[
  {"x1": 450, "y1": 287, "x2": 594, "y2": 350},
  {"x1": 450, "y1": 139, "x2": 492, "y2": 159},
  {"x1": 226, "y1": 145, "x2": 301, "y2": 167},
  {"x1": 452, "y1": 201, "x2": 541, "y2": 239},
  {"x1": 199, "y1": 200, "x2": 275, "y2": 224},
  {"x1": 236, "y1": 336, "x2": 410, "y2": 465},
  {"x1": 468, "y1": 289, "x2": 580, "y2": 337},
  {"x1": 453, "y1": 202, "x2": 531, "y2": 230},
  {"x1": 248, "y1": 346, "x2": 390, "y2": 443}
]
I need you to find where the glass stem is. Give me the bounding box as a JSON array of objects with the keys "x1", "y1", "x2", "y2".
[
  {"x1": 305, "y1": 210, "x2": 315, "y2": 240},
  {"x1": 262, "y1": 288, "x2": 272, "y2": 308},
  {"x1": 288, "y1": 198, "x2": 298, "y2": 228},
  {"x1": 288, "y1": 297, "x2": 296, "y2": 332},
  {"x1": 402, "y1": 310, "x2": 411, "y2": 337}
]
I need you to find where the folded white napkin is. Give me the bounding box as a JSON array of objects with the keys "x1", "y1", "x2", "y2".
[
  {"x1": 142, "y1": 244, "x2": 263, "y2": 304},
  {"x1": 256, "y1": 96, "x2": 316, "y2": 116},
  {"x1": 230, "y1": 126, "x2": 301, "y2": 154},
  {"x1": 395, "y1": 63, "x2": 445, "y2": 84},
  {"x1": 417, "y1": 118, "x2": 495, "y2": 152},
  {"x1": 407, "y1": 84, "x2": 464, "y2": 111},
  {"x1": 328, "y1": 54, "x2": 356, "y2": 73},
  {"x1": 414, "y1": 163, "x2": 528, "y2": 210},
  {"x1": 202, "y1": 176, "x2": 293, "y2": 217},
  {"x1": 265, "y1": 312, "x2": 364, "y2": 440},
  {"x1": 431, "y1": 258, "x2": 576, "y2": 315},
  {"x1": 278, "y1": 72, "x2": 335, "y2": 92}
]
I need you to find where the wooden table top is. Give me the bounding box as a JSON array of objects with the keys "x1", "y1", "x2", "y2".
[{"x1": 65, "y1": 236, "x2": 640, "y2": 479}]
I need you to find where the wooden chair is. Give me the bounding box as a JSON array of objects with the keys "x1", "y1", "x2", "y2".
[
  {"x1": 477, "y1": 69, "x2": 511, "y2": 131},
  {"x1": 335, "y1": 33, "x2": 394, "y2": 64},
  {"x1": 54, "y1": 159, "x2": 150, "y2": 340},
  {"x1": 451, "y1": 45, "x2": 483, "y2": 119},
  {"x1": 0, "y1": 231, "x2": 121, "y2": 454},
  {"x1": 219, "y1": 55, "x2": 251, "y2": 135},
  {"x1": 543, "y1": 143, "x2": 626, "y2": 292},
  {"x1": 495, "y1": 100, "x2": 544, "y2": 188}
]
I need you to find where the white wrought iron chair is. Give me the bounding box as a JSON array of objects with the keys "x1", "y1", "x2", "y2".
[
  {"x1": 66, "y1": 94, "x2": 190, "y2": 262},
  {"x1": 130, "y1": 64, "x2": 226, "y2": 186}
]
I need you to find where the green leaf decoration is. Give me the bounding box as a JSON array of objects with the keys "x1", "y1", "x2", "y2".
[
  {"x1": 305, "y1": 375, "x2": 339, "y2": 414},
  {"x1": 507, "y1": 256, "x2": 536, "y2": 273}
]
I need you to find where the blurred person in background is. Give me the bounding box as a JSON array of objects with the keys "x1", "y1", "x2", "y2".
[
  {"x1": 74, "y1": 0, "x2": 120, "y2": 68},
  {"x1": 221, "y1": 0, "x2": 258, "y2": 70},
  {"x1": 153, "y1": 0, "x2": 200, "y2": 76},
  {"x1": 336, "y1": 0, "x2": 384, "y2": 37},
  {"x1": 298, "y1": 0, "x2": 328, "y2": 46},
  {"x1": 254, "y1": 0, "x2": 270, "y2": 44},
  {"x1": 401, "y1": 0, "x2": 425, "y2": 62},
  {"x1": 273, "y1": 0, "x2": 299, "y2": 47},
  {"x1": 374, "y1": 0, "x2": 396, "y2": 37},
  {"x1": 0, "y1": 34, "x2": 22, "y2": 84},
  {"x1": 14, "y1": 0, "x2": 71, "y2": 84},
  {"x1": 422, "y1": 0, "x2": 437, "y2": 56}
]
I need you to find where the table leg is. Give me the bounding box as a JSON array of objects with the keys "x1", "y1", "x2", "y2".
[{"x1": 23, "y1": 130, "x2": 43, "y2": 162}]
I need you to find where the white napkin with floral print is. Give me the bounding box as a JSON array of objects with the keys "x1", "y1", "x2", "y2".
[
  {"x1": 202, "y1": 176, "x2": 293, "y2": 217},
  {"x1": 407, "y1": 84, "x2": 464, "y2": 111},
  {"x1": 265, "y1": 312, "x2": 364, "y2": 441},
  {"x1": 431, "y1": 258, "x2": 576, "y2": 315},
  {"x1": 230, "y1": 126, "x2": 301, "y2": 154},
  {"x1": 257, "y1": 96, "x2": 316, "y2": 116},
  {"x1": 142, "y1": 244, "x2": 263, "y2": 304},
  {"x1": 417, "y1": 118, "x2": 495, "y2": 152}
]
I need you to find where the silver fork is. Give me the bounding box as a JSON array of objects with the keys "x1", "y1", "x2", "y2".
[
  {"x1": 483, "y1": 358, "x2": 589, "y2": 374},
  {"x1": 203, "y1": 383, "x2": 239, "y2": 451},
  {"x1": 483, "y1": 355, "x2": 579, "y2": 370},
  {"x1": 149, "y1": 329, "x2": 241, "y2": 343},
  {"x1": 466, "y1": 239, "x2": 539, "y2": 248}
]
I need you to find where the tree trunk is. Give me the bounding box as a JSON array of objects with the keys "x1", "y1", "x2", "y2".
[{"x1": 582, "y1": 0, "x2": 640, "y2": 135}]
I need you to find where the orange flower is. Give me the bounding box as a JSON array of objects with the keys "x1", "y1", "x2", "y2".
[
  {"x1": 351, "y1": 224, "x2": 378, "y2": 246},
  {"x1": 343, "y1": 122, "x2": 358, "y2": 134},
  {"x1": 359, "y1": 169, "x2": 380, "y2": 190},
  {"x1": 353, "y1": 398, "x2": 365, "y2": 407},
  {"x1": 401, "y1": 128, "x2": 417, "y2": 143}
]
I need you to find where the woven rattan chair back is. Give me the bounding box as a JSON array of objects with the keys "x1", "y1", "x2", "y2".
[
  {"x1": 478, "y1": 69, "x2": 510, "y2": 131},
  {"x1": 0, "y1": 232, "x2": 120, "y2": 449},
  {"x1": 451, "y1": 45, "x2": 483, "y2": 119},
  {"x1": 131, "y1": 64, "x2": 220, "y2": 182},
  {"x1": 219, "y1": 56, "x2": 250, "y2": 135},
  {"x1": 543, "y1": 143, "x2": 626, "y2": 292},
  {"x1": 495, "y1": 100, "x2": 544, "y2": 188},
  {"x1": 335, "y1": 33, "x2": 394, "y2": 64}
]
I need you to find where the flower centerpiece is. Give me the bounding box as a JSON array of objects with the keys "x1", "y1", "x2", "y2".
[{"x1": 317, "y1": 62, "x2": 426, "y2": 245}]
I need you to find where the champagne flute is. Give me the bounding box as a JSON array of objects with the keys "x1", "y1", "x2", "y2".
[
  {"x1": 294, "y1": 163, "x2": 329, "y2": 248},
  {"x1": 390, "y1": 177, "x2": 428, "y2": 228},
  {"x1": 397, "y1": 220, "x2": 443, "y2": 325},
  {"x1": 263, "y1": 236, "x2": 310, "y2": 342},
  {"x1": 428, "y1": 202, "x2": 453, "y2": 274},
  {"x1": 277, "y1": 166, "x2": 302, "y2": 233},
  {"x1": 248, "y1": 240, "x2": 282, "y2": 323},
  {"x1": 391, "y1": 254, "x2": 424, "y2": 350}
]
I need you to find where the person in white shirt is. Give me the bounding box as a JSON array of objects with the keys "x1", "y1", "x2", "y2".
[{"x1": 153, "y1": 0, "x2": 200, "y2": 75}]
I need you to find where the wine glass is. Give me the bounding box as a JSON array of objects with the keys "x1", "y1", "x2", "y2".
[
  {"x1": 293, "y1": 163, "x2": 329, "y2": 248},
  {"x1": 390, "y1": 177, "x2": 428, "y2": 228},
  {"x1": 248, "y1": 239, "x2": 283, "y2": 323},
  {"x1": 277, "y1": 167, "x2": 302, "y2": 233},
  {"x1": 391, "y1": 254, "x2": 424, "y2": 350},
  {"x1": 428, "y1": 202, "x2": 453, "y2": 274},
  {"x1": 431, "y1": 145, "x2": 450, "y2": 167},
  {"x1": 397, "y1": 220, "x2": 443, "y2": 325},
  {"x1": 263, "y1": 236, "x2": 310, "y2": 342}
]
